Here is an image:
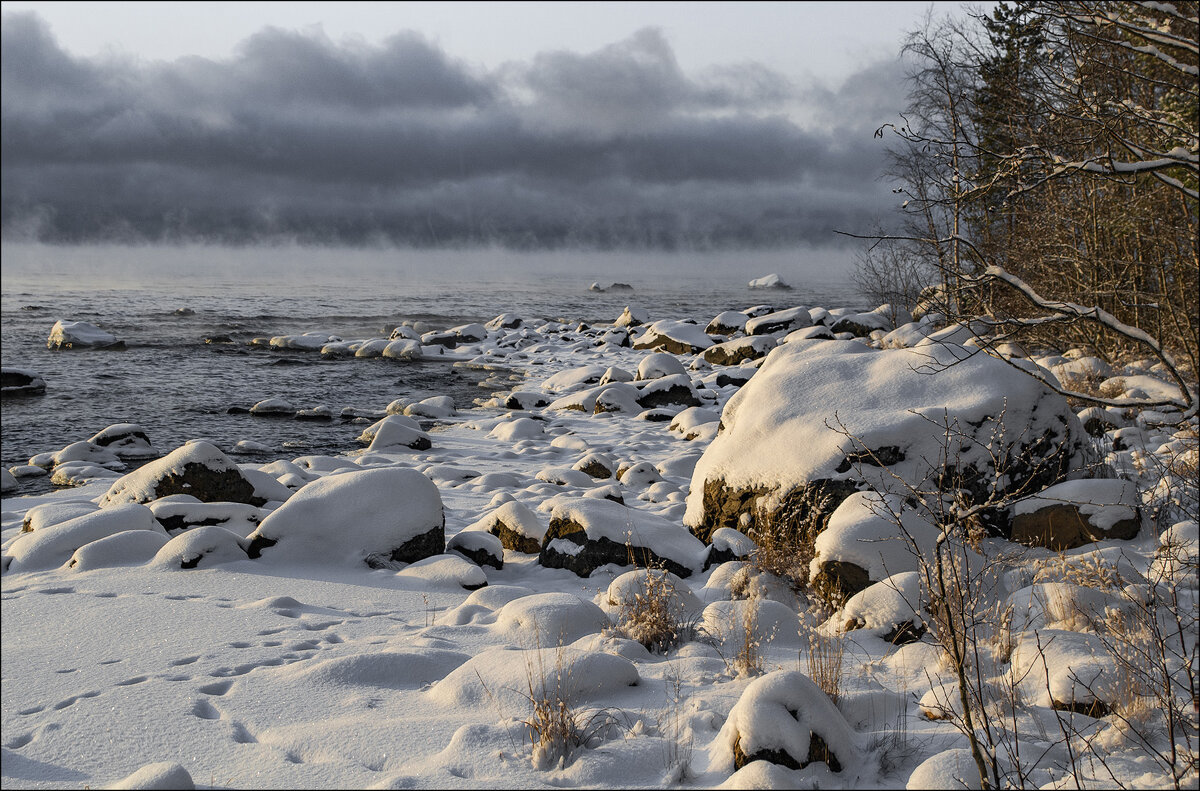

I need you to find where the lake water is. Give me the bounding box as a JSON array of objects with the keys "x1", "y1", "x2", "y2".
[{"x1": 0, "y1": 243, "x2": 865, "y2": 494}]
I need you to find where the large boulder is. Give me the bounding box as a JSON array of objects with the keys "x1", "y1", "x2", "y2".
[
  {"x1": 245, "y1": 467, "x2": 444, "y2": 567},
  {"x1": 1010, "y1": 479, "x2": 1140, "y2": 550},
  {"x1": 685, "y1": 340, "x2": 1085, "y2": 546},
  {"x1": 99, "y1": 441, "x2": 267, "y2": 507},
  {"x1": 539, "y1": 497, "x2": 706, "y2": 578}
]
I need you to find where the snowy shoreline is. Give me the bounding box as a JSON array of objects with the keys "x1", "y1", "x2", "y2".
[{"x1": 3, "y1": 296, "x2": 1196, "y2": 790}]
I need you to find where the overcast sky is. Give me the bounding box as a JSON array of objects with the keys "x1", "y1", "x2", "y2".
[{"x1": 0, "y1": 1, "x2": 972, "y2": 248}]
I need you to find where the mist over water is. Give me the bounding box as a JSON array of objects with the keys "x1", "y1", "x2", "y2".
[{"x1": 1, "y1": 242, "x2": 865, "y2": 494}]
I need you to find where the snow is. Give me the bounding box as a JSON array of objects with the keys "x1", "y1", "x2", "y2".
[{"x1": 2, "y1": 295, "x2": 1194, "y2": 790}]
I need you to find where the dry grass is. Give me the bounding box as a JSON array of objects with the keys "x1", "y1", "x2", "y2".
[
  {"x1": 611, "y1": 567, "x2": 695, "y2": 655},
  {"x1": 519, "y1": 638, "x2": 626, "y2": 770},
  {"x1": 805, "y1": 627, "x2": 846, "y2": 705}
]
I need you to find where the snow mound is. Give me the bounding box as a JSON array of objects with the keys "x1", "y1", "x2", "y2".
[
  {"x1": 427, "y1": 646, "x2": 638, "y2": 709},
  {"x1": 493, "y1": 591, "x2": 611, "y2": 643},
  {"x1": 906, "y1": 748, "x2": 982, "y2": 789},
  {"x1": 67, "y1": 529, "x2": 170, "y2": 571},
  {"x1": 7, "y1": 504, "x2": 164, "y2": 572},
  {"x1": 108, "y1": 762, "x2": 194, "y2": 790},
  {"x1": 394, "y1": 553, "x2": 488, "y2": 590},
  {"x1": 150, "y1": 525, "x2": 250, "y2": 570},
  {"x1": 635, "y1": 352, "x2": 687, "y2": 380},
  {"x1": 280, "y1": 647, "x2": 470, "y2": 690}
]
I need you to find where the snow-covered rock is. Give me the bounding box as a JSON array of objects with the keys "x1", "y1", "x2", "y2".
[
  {"x1": 244, "y1": 467, "x2": 444, "y2": 567},
  {"x1": 7, "y1": 504, "x2": 165, "y2": 572},
  {"x1": 744, "y1": 306, "x2": 811, "y2": 336},
  {"x1": 150, "y1": 525, "x2": 251, "y2": 570},
  {"x1": 685, "y1": 339, "x2": 1085, "y2": 544},
  {"x1": 358, "y1": 415, "x2": 433, "y2": 451},
  {"x1": 830, "y1": 305, "x2": 899, "y2": 336},
  {"x1": 1010, "y1": 478, "x2": 1141, "y2": 549},
  {"x1": 635, "y1": 352, "x2": 687, "y2": 381},
  {"x1": 747, "y1": 273, "x2": 791, "y2": 290},
  {"x1": 87, "y1": 423, "x2": 158, "y2": 459},
  {"x1": 615, "y1": 305, "x2": 649, "y2": 328},
  {"x1": 631, "y1": 320, "x2": 713, "y2": 355},
  {"x1": 706, "y1": 311, "x2": 749, "y2": 336},
  {"x1": 712, "y1": 670, "x2": 861, "y2": 772},
  {"x1": 839, "y1": 571, "x2": 927, "y2": 644},
  {"x1": 249, "y1": 397, "x2": 295, "y2": 417},
  {"x1": 1, "y1": 366, "x2": 46, "y2": 395},
  {"x1": 47, "y1": 320, "x2": 122, "y2": 350},
  {"x1": 100, "y1": 441, "x2": 268, "y2": 507},
  {"x1": 703, "y1": 335, "x2": 777, "y2": 366},
  {"x1": 538, "y1": 497, "x2": 706, "y2": 578}
]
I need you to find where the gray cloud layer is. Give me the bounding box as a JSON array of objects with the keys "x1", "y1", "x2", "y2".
[{"x1": 1, "y1": 12, "x2": 905, "y2": 248}]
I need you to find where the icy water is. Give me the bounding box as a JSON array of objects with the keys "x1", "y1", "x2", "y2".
[{"x1": 1, "y1": 243, "x2": 863, "y2": 495}]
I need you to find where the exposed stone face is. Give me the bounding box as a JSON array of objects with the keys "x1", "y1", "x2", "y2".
[
  {"x1": 828, "y1": 317, "x2": 877, "y2": 337},
  {"x1": 703, "y1": 337, "x2": 776, "y2": 366},
  {"x1": 636, "y1": 382, "x2": 701, "y2": 410},
  {"x1": 132, "y1": 461, "x2": 266, "y2": 506},
  {"x1": 576, "y1": 460, "x2": 613, "y2": 479},
  {"x1": 731, "y1": 732, "x2": 843, "y2": 773},
  {"x1": 1011, "y1": 503, "x2": 1139, "y2": 550},
  {"x1": 687, "y1": 477, "x2": 861, "y2": 546},
  {"x1": 386, "y1": 525, "x2": 446, "y2": 564},
  {"x1": 489, "y1": 521, "x2": 541, "y2": 554},
  {"x1": 631, "y1": 335, "x2": 698, "y2": 355},
  {"x1": 811, "y1": 559, "x2": 873, "y2": 601}
]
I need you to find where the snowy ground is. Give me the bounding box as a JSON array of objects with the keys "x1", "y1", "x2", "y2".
[{"x1": 2, "y1": 305, "x2": 1196, "y2": 790}]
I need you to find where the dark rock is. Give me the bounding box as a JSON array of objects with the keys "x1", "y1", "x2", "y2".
[
  {"x1": 1, "y1": 368, "x2": 47, "y2": 396},
  {"x1": 688, "y1": 477, "x2": 861, "y2": 546},
  {"x1": 715, "y1": 370, "x2": 755, "y2": 388},
  {"x1": 732, "y1": 732, "x2": 842, "y2": 773}
]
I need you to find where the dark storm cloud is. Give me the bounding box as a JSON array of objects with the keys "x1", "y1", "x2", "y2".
[{"x1": 1, "y1": 12, "x2": 906, "y2": 247}]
